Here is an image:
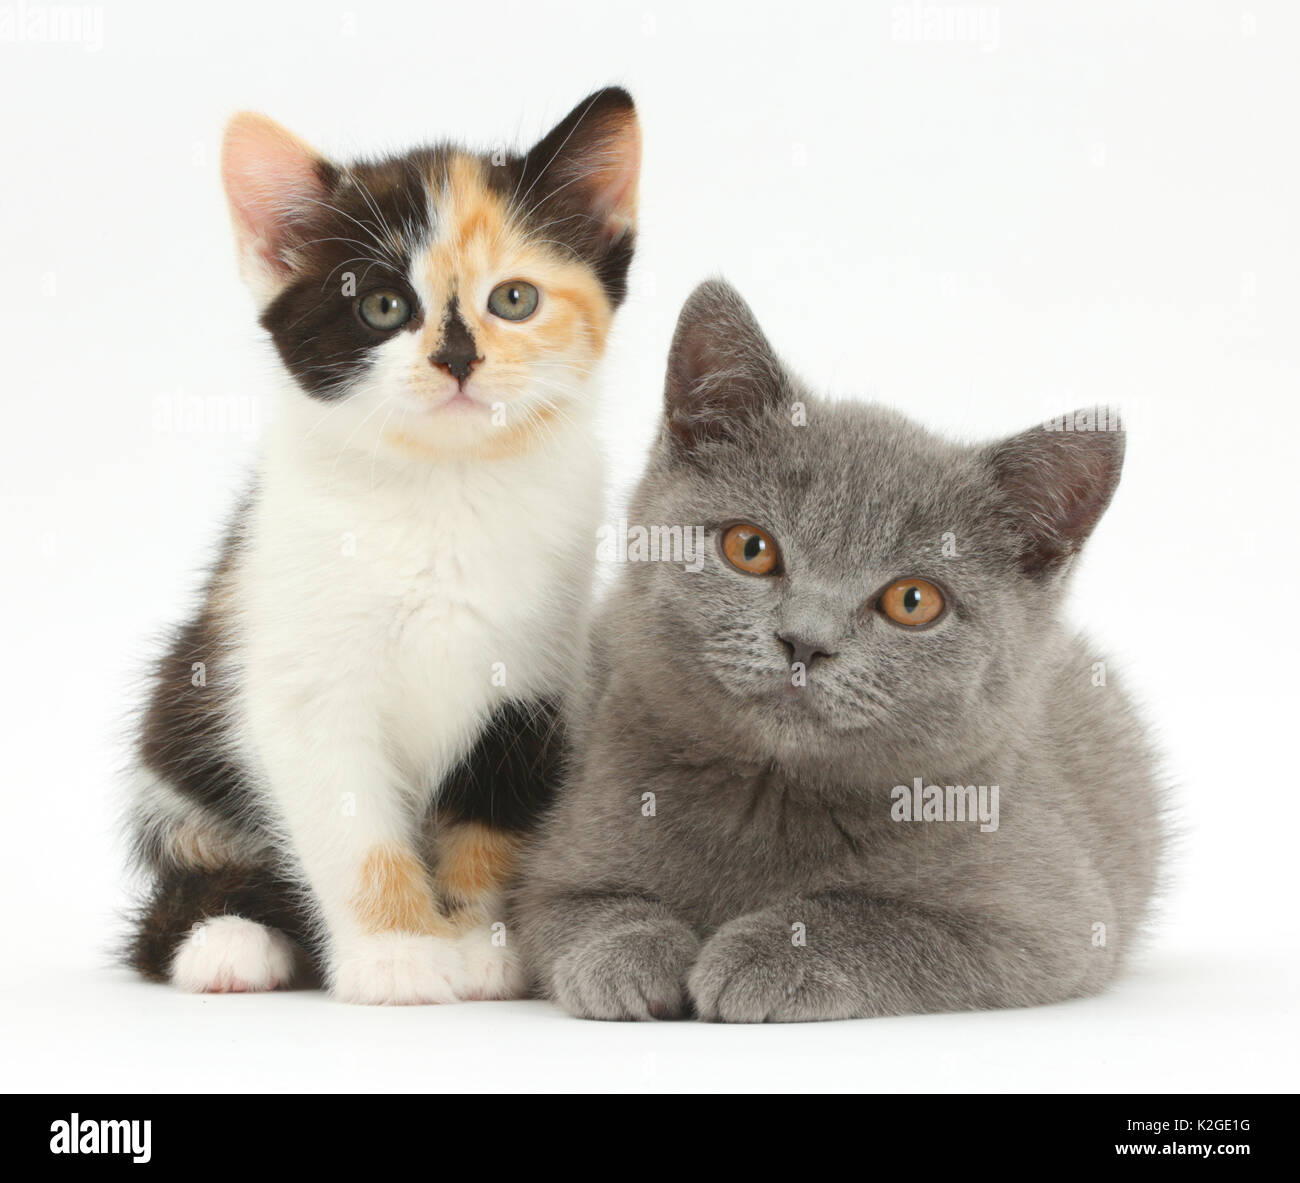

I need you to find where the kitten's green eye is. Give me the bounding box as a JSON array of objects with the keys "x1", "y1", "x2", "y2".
[
  {"x1": 487, "y1": 281, "x2": 539, "y2": 322},
  {"x1": 878, "y1": 578, "x2": 945, "y2": 627},
  {"x1": 358, "y1": 290, "x2": 411, "y2": 331}
]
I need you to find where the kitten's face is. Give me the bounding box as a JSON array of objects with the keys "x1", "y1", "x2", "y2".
[
  {"x1": 623, "y1": 282, "x2": 1124, "y2": 767},
  {"x1": 221, "y1": 90, "x2": 639, "y2": 461},
  {"x1": 631, "y1": 404, "x2": 1026, "y2": 759}
]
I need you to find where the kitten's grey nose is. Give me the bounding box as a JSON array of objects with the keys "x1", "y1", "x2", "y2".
[{"x1": 777, "y1": 632, "x2": 835, "y2": 669}]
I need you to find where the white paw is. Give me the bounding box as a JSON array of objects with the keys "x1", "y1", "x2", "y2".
[
  {"x1": 171, "y1": 916, "x2": 296, "y2": 994},
  {"x1": 332, "y1": 932, "x2": 465, "y2": 1005},
  {"x1": 453, "y1": 922, "x2": 525, "y2": 1001}
]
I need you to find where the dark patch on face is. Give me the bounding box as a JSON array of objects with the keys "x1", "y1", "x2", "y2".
[
  {"x1": 434, "y1": 697, "x2": 565, "y2": 832},
  {"x1": 259, "y1": 153, "x2": 436, "y2": 401},
  {"x1": 428, "y1": 294, "x2": 481, "y2": 383}
]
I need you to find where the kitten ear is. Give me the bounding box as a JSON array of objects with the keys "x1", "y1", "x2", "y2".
[
  {"x1": 663, "y1": 280, "x2": 786, "y2": 451},
  {"x1": 523, "y1": 87, "x2": 640, "y2": 243},
  {"x1": 986, "y1": 409, "x2": 1126, "y2": 576},
  {"x1": 221, "y1": 112, "x2": 335, "y2": 306}
]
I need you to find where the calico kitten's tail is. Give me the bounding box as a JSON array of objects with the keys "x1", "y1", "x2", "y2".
[{"x1": 127, "y1": 864, "x2": 314, "y2": 990}]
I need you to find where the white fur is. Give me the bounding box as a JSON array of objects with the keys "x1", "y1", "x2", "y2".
[
  {"x1": 332, "y1": 933, "x2": 465, "y2": 1006},
  {"x1": 229, "y1": 383, "x2": 601, "y2": 1001},
  {"x1": 454, "y1": 921, "x2": 526, "y2": 1001},
  {"x1": 171, "y1": 916, "x2": 297, "y2": 993}
]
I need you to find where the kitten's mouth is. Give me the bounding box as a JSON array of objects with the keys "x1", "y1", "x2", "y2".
[
  {"x1": 435, "y1": 390, "x2": 488, "y2": 413},
  {"x1": 402, "y1": 386, "x2": 492, "y2": 417},
  {"x1": 767, "y1": 673, "x2": 857, "y2": 727},
  {"x1": 755, "y1": 674, "x2": 824, "y2": 716},
  {"x1": 715, "y1": 666, "x2": 825, "y2": 712},
  {"x1": 780, "y1": 680, "x2": 813, "y2": 703}
]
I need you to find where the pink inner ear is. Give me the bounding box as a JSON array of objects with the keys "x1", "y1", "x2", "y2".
[
  {"x1": 221, "y1": 114, "x2": 325, "y2": 274},
  {"x1": 588, "y1": 120, "x2": 641, "y2": 237}
]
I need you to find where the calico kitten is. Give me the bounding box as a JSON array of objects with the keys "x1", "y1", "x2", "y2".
[
  {"x1": 126, "y1": 88, "x2": 640, "y2": 1004},
  {"x1": 515, "y1": 280, "x2": 1164, "y2": 1022}
]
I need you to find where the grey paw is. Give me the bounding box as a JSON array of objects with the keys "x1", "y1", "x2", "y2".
[
  {"x1": 550, "y1": 917, "x2": 700, "y2": 1021},
  {"x1": 688, "y1": 915, "x2": 861, "y2": 1023}
]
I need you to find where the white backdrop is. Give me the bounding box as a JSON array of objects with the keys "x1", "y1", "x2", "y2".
[{"x1": 1, "y1": 0, "x2": 1296, "y2": 1092}]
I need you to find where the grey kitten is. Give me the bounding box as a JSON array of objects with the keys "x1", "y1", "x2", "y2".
[{"x1": 515, "y1": 279, "x2": 1165, "y2": 1022}]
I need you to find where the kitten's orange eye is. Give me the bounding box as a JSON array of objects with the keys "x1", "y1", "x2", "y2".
[
  {"x1": 878, "y1": 578, "x2": 945, "y2": 626},
  {"x1": 721, "y1": 524, "x2": 780, "y2": 576}
]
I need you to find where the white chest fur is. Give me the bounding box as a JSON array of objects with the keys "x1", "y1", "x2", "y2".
[{"x1": 231, "y1": 398, "x2": 603, "y2": 795}]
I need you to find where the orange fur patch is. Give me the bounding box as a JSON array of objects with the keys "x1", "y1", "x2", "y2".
[
  {"x1": 355, "y1": 845, "x2": 451, "y2": 936},
  {"x1": 436, "y1": 823, "x2": 521, "y2": 918}
]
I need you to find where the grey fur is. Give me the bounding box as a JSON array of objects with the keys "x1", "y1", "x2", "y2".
[{"x1": 515, "y1": 279, "x2": 1165, "y2": 1022}]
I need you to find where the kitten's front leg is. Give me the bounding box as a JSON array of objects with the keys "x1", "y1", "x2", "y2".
[
  {"x1": 253, "y1": 712, "x2": 465, "y2": 1005},
  {"x1": 689, "y1": 893, "x2": 1094, "y2": 1022},
  {"x1": 520, "y1": 891, "x2": 700, "y2": 1021},
  {"x1": 434, "y1": 822, "x2": 527, "y2": 1001}
]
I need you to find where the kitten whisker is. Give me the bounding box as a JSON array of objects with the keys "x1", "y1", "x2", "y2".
[{"x1": 328, "y1": 394, "x2": 394, "y2": 480}]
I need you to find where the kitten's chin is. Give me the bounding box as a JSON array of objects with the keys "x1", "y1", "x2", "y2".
[
  {"x1": 377, "y1": 393, "x2": 573, "y2": 462},
  {"x1": 727, "y1": 678, "x2": 886, "y2": 752},
  {"x1": 709, "y1": 676, "x2": 837, "y2": 744}
]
